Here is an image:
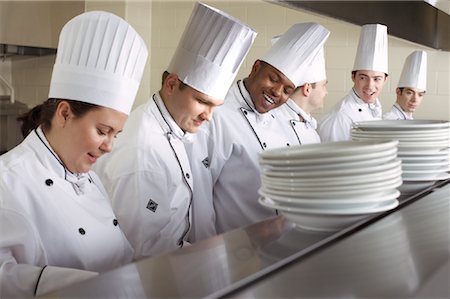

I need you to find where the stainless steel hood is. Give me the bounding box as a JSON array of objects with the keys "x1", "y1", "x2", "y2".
[
  {"x1": 0, "y1": 44, "x2": 56, "y2": 60},
  {"x1": 270, "y1": 0, "x2": 450, "y2": 51}
]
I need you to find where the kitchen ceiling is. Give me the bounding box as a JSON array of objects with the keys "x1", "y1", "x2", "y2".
[{"x1": 270, "y1": 0, "x2": 450, "y2": 51}]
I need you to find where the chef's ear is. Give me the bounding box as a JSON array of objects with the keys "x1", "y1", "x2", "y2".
[
  {"x1": 164, "y1": 73, "x2": 180, "y2": 94},
  {"x1": 55, "y1": 101, "x2": 71, "y2": 127},
  {"x1": 302, "y1": 83, "x2": 311, "y2": 96}
]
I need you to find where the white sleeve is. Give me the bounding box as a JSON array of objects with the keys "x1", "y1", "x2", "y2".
[
  {"x1": 0, "y1": 208, "x2": 97, "y2": 297},
  {"x1": 319, "y1": 112, "x2": 353, "y2": 142}
]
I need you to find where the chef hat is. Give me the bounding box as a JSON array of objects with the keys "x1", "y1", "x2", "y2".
[
  {"x1": 49, "y1": 11, "x2": 148, "y2": 115},
  {"x1": 298, "y1": 47, "x2": 327, "y2": 86},
  {"x1": 167, "y1": 2, "x2": 256, "y2": 100},
  {"x1": 397, "y1": 50, "x2": 427, "y2": 91},
  {"x1": 261, "y1": 22, "x2": 330, "y2": 87},
  {"x1": 353, "y1": 24, "x2": 388, "y2": 74}
]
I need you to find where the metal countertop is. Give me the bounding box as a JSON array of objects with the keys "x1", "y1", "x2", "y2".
[{"x1": 40, "y1": 180, "x2": 450, "y2": 298}]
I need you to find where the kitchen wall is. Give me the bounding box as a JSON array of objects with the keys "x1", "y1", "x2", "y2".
[
  {"x1": 2, "y1": 0, "x2": 152, "y2": 109},
  {"x1": 4, "y1": 0, "x2": 450, "y2": 121}
]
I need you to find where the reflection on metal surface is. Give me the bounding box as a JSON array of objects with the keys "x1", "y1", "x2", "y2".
[
  {"x1": 225, "y1": 183, "x2": 450, "y2": 298},
  {"x1": 38, "y1": 181, "x2": 449, "y2": 299},
  {"x1": 270, "y1": 1, "x2": 450, "y2": 51}
]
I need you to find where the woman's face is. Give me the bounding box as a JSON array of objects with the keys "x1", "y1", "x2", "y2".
[{"x1": 56, "y1": 104, "x2": 127, "y2": 173}]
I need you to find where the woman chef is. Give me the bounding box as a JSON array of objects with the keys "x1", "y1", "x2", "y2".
[{"x1": 0, "y1": 11, "x2": 147, "y2": 297}]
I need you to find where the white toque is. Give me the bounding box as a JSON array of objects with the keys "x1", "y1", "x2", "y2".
[
  {"x1": 398, "y1": 50, "x2": 427, "y2": 91},
  {"x1": 353, "y1": 24, "x2": 388, "y2": 74},
  {"x1": 167, "y1": 2, "x2": 257, "y2": 100},
  {"x1": 49, "y1": 11, "x2": 148, "y2": 115},
  {"x1": 261, "y1": 22, "x2": 330, "y2": 87}
]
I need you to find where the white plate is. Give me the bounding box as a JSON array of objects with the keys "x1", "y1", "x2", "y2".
[
  {"x1": 402, "y1": 172, "x2": 450, "y2": 181},
  {"x1": 260, "y1": 147, "x2": 398, "y2": 167},
  {"x1": 259, "y1": 196, "x2": 399, "y2": 215},
  {"x1": 263, "y1": 159, "x2": 401, "y2": 179},
  {"x1": 402, "y1": 160, "x2": 450, "y2": 170},
  {"x1": 398, "y1": 148, "x2": 450, "y2": 156},
  {"x1": 258, "y1": 197, "x2": 399, "y2": 232},
  {"x1": 351, "y1": 134, "x2": 450, "y2": 143},
  {"x1": 262, "y1": 176, "x2": 403, "y2": 193},
  {"x1": 351, "y1": 128, "x2": 450, "y2": 136},
  {"x1": 352, "y1": 120, "x2": 450, "y2": 131},
  {"x1": 259, "y1": 178, "x2": 402, "y2": 201},
  {"x1": 262, "y1": 165, "x2": 402, "y2": 187},
  {"x1": 259, "y1": 186, "x2": 401, "y2": 205},
  {"x1": 262, "y1": 153, "x2": 398, "y2": 172},
  {"x1": 400, "y1": 154, "x2": 449, "y2": 162},
  {"x1": 260, "y1": 140, "x2": 398, "y2": 161},
  {"x1": 402, "y1": 165, "x2": 450, "y2": 174}
]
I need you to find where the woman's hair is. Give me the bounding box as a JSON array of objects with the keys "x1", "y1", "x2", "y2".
[{"x1": 17, "y1": 99, "x2": 99, "y2": 138}]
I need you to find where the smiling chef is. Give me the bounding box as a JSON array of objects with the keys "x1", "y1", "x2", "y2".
[
  {"x1": 384, "y1": 50, "x2": 427, "y2": 120},
  {"x1": 188, "y1": 23, "x2": 330, "y2": 241},
  {"x1": 0, "y1": 11, "x2": 147, "y2": 297},
  {"x1": 319, "y1": 24, "x2": 389, "y2": 142}
]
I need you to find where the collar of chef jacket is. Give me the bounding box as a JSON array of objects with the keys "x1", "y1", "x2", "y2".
[
  {"x1": 153, "y1": 92, "x2": 194, "y2": 143},
  {"x1": 351, "y1": 88, "x2": 382, "y2": 118},
  {"x1": 237, "y1": 80, "x2": 275, "y2": 125},
  {"x1": 393, "y1": 103, "x2": 413, "y2": 120},
  {"x1": 33, "y1": 127, "x2": 91, "y2": 195},
  {"x1": 286, "y1": 100, "x2": 317, "y2": 129}
]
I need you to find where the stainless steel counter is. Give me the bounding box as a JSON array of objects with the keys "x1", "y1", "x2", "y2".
[{"x1": 40, "y1": 180, "x2": 450, "y2": 298}]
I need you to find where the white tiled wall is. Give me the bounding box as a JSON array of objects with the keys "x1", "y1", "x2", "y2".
[
  {"x1": 150, "y1": 0, "x2": 450, "y2": 121},
  {"x1": 5, "y1": 0, "x2": 450, "y2": 121}
]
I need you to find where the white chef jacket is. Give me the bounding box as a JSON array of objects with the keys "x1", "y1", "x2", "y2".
[
  {"x1": 94, "y1": 93, "x2": 193, "y2": 259},
  {"x1": 279, "y1": 99, "x2": 321, "y2": 145},
  {"x1": 0, "y1": 128, "x2": 133, "y2": 298},
  {"x1": 383, "y1": 103, "x2": 413, "y2": 120},
  {"x1": 188, "y1": 80, "x2": 299, "y2": 238},
  {"x1": 318, "y1": 89, "x2": 382, "y2": 142}
]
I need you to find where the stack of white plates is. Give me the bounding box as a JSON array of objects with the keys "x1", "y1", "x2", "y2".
[
  {"x1": 258, "y1": 140, "x2": 401, "y2": 232},
  {"x1": 351, "y1": 120, "x2": 450, "y2": 195}
]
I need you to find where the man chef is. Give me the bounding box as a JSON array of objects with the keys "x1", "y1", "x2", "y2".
[
  {"x1": 319, "y1": 24, "x2": 389, "y2": 142},
  {"x1": 0, "y1": 11, "x2": 147, "y2": 297},
  {"x1": 279, "y1": 46, "x2": 328, "y2": 144},
  {"x1": 94, "y1": 2, "x2": 256, "y2": 258},
  {"x1": 188, "y1": 22, "x2": 330, "y2": 241},
  {"x1": 384, "y1": 50, "x2": 427, "y2": 120}
]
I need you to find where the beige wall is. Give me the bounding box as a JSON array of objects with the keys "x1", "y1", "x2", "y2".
[{"x1": 3, "y1": 0, "x2": 450, "y2": 121}]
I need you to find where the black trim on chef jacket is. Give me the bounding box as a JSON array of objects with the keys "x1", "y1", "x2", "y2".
[
  {"x1": 34, "y1": 265, "x2": 47, "y2": 296},
  {"x1": 236, "y1": 81, "x2": 278, "y2": 216},
  {"x1": 392, "y1": 104, "x2": 408, "y2": 120},
  {"x1": 286, "y1": 101, "x2": 305, "y2": 145},
  {"x1": 237, "y1": 81, "x2": 269, "y2": 151},
  {"x1": 152, "y1": 95, "x2": 192, "y2": 247},
  {"x1": 34, "y1": 129, "x2": 94, "y2": 184}
]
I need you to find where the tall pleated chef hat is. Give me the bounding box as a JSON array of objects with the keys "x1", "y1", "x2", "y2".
[
  {"x1": 270, "y1": 34, "x2": 327, "y2": 86},
  {"x1": 397, "y1": 50, "x2": 427, "y2": 91},
  {"x1": 48, "y1": 11, "x2": 148, "y2": 115},
  {"x1": 261, "y1": 22, "x2": 330, "y2": 87},
  {"x1": 298, "y1": 47, "x2": 327, "y2": 86},
  {"x1": 167, "y1": 2, "x2": 257, "y2": 100},
  {"x1": 353, "y1": 24, "x2": 388, "y2": 74}
]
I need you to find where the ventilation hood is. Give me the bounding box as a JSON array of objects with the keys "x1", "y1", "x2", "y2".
[
  {"x1": 0, "y1": 44, "x2": 56, "y2": 60},
  {"x1": 270, "y1": 0, "x2": 450, "y2": 51}
]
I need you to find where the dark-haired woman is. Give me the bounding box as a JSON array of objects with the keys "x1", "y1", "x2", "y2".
[{"x1": 0, "y1": 11, "x2": 147, "y2": 297}]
